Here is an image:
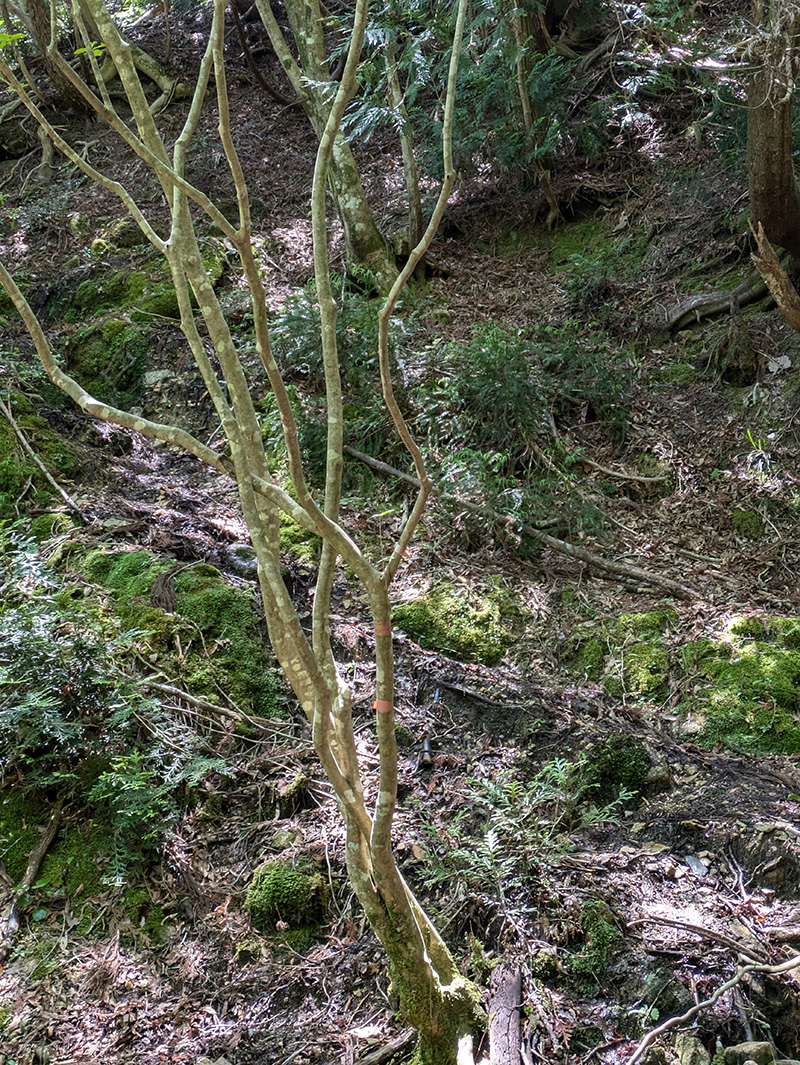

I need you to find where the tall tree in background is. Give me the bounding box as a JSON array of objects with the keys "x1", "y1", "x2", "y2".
[
  {"x1": 0, "y1": 0, "x2": 485, "y2": 1060},
  {"x1": 747, "y1": 0, "x2": 800, "y2": 260}
]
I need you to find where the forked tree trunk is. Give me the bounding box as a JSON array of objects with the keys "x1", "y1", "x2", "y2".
[
  {"x1": 0, "y1": 0, "x2": 482, "y2": 1060},
  {"x1": 253, "y1": 0, "x2": 397, "y2": 285},
  {"x1": 747, "y1": 0, "x2": 800, "y2": 261}
]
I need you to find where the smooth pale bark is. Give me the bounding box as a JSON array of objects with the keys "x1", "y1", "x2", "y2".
[
  {"x1": 252, "y1": 0, "x2": 397, "y2": 284},
  {"x1": 0, "y1": 1, "x2": 483, "y2": 1060}
]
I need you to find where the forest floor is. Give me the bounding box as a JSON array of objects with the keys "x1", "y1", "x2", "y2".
[{"x1": 2, "y1": 6, "x2": 800, "y2": 1065}]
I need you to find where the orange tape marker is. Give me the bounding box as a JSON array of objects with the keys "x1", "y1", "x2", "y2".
[{"x1": 373, "y1": 699, "x2": 394, "y2": 714}]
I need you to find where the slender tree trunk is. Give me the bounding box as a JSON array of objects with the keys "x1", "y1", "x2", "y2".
[
  {"x1": 253, "y1": 0, "x2": 398, "y2": 284},
  {"x1": 747, "y1": 0, "x2": 800, "y2": 260},
  {"x1": 0, "y1": 0, "x2": 482, "y2": 1058}
]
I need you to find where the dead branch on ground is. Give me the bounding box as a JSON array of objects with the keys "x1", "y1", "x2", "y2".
[
  {"x1": 0, "y1": 803, "x2": 62, "y2": 964},
  {"x1": 344, "y1": 446, "x2": 702, "y2": 600}
]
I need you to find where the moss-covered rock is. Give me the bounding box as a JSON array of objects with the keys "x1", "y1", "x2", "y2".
[
  {"x1": 569, "y1": 609, "x2": 676, "y2": 698},
  {"x1": 280, "y1": 515, "x2": 320, "y2": 564},
  {"x1": 29, "y1": 512, "x2": 78, "y2": 541},
  {"x1": 79, "y1": 549, "x2": 281, "y2": 717},
  {"x1": 392, "y1": 582, "x2": 515, "y2": 665},
  {"x1": 679, "y1": 615, "x2": 800, "y2": 752},
  {"x1": 244, "y1": 859, "x2": 326, "y2": 942},
  {"x1": 583, "y1": 735, "x2": 652, "y2": 804},
  {"x1": 64, "y1": 320, "x2": 149, "y2": 407}
]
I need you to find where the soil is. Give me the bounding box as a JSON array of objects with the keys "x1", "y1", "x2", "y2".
[{"x1": 2, "y1": 5, "x2": 800, "y2": 1065}]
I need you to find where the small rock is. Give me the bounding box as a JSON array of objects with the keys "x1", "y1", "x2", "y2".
[
  {"x1": 646, "y1": 763, "x2": 672, "y2": 790},
  {"x1": 724, "y1": 1043, "x2": 778, "y2": 1065},
  {"x1": 684, "y1": 854, "x2": 709, "y2": 876},
  {"x1": 227, "y1": 542, "x2": 258, "y2": 578},
  {"x1": 674, "y1": 1032, "x2": 711, "y2": 1065}
]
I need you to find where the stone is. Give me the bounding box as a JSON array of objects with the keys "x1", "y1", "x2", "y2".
[
  {"x1": 723, "y1": 1044, "x2": 778, "y2": 1065},
  {"x1": 674, "y1": 1032, "x2": 711, "y2": 1065}
]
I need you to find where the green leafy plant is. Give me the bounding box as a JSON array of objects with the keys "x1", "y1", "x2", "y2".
[
  {"x1": 0, "y1": 529, "x2": 231, "y2": 881},
  {"x1": 418, "y1": 759, "x2": 629, "y2": 941}
]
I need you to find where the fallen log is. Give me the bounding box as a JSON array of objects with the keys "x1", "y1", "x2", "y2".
[
  {"x1": 343, "y1": 446, "x2": 702, "y2": 600},
  {"x1": 488, "y1": 963, "x2": 522, "y2": 1065},
  {"x1": 666, "y1": 273, "x2": 768, "y2": 331}
]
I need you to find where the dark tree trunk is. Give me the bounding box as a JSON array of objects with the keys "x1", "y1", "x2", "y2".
[
  {"x1": 27, "y1": 0, "x2": 88, "y2": 112},
  {"x1": 747, "y1": 0, "x2": 800, "y2": 261}
]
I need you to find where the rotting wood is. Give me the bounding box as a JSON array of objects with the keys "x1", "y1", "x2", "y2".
[
  {"x1": 356, "y1": 1028, "x2": 415, "y2": 1065},
  {"x1": 488, "y1": 963, "x2": 521, "y2": 1065},
  {"x1": 666, "y1": 273, "x2": 768, "y2": 331},
  {"x1": 751, "y1": 221, "x2": 800, "y2": 333},
  {"x1": 344, "y1": 446, "x2": 702, "y2": 600},
  {"x1": 0, "y1": 802, "x2": 62, "y2": 964}
]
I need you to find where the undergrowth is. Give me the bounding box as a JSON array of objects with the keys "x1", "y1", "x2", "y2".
[{"x1": 0, "y1": 525, "x2": 231, "y2": 884}]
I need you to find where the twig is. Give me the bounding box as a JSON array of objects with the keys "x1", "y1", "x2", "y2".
[
  {"x1": 0, "y1": 392, "x2": 84, "y2": 516},
  {"x1": 344, "y1": 446, "x2": 701, "y2": 600},
  {"x1": 627, "y1": 915, "x2": 768, "y2": 964},
  {"x1": 0, "y1": 802, "x2": 62, "y2": 963},
  {"x1": 141, "y1": 679, "x2": 290, "y2": 731},
  {"x1": 628, "y1": 952, "x2": 800, "y2": 1065},
  {"x1": 579, "y1": 455, "x2": 669, "y2": 484}
]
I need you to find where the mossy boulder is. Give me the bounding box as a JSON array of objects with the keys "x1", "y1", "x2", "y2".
[
  {"x1": 679, "y1": 615, "x2": 800, "y2": 752},
  {"x1": 80, "y1": 549, "x2": 281, "y2": 717},
  {"x1": 64, "y1": 321, "x2": 149, "y2": 407},
  {"x1": 392, "y1": 582, "x2": 515, "y2": 665},
  {"x1": 0, "y1": 393, "x2": 82, "y2": 516},
  {"x1": 244, "y1": 859, "x2": 326, "y2": 947},
  {"x1": 571, "y1": 609, "x2": 677, "y2": 697}
]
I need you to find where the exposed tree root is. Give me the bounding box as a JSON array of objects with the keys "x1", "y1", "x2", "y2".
[
  {"x1": 343, "y1": 446, "x2": 702, "y2": 600},
  {"x1": 628, "y1": 951, "x2": 800, "y2": 1065},
  {"x1": 666, "y1": 272, "x2": 768, "y2": 330},
  {"x1": 0, "y1": 803, "x2": 62, "y2": 964}
]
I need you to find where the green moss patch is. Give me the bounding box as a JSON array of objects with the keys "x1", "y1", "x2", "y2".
[
  {"x1": 64, "y1": 321, "x2": 150, "y2": 407},
  {"x1": 393, "y1": 582, "x2": 515, "y2": 665},
  {"x1": 732, "y1": 508, "x2": 765, "y2": 540},
  {"x1": 122, "y1": 887, "x2": 167, "y2": 943},
  {"x1": 583, "y1": 736, "x2": 652, "y2": 804},
  {"x1": 680, "y1": 615, "x2": 800, "y2": 753},
  {"x1": 571, "y1": 609, "x2": 677, "y2": 698},
  {"x1": 571, "y1": 609, "x2": 800, "y2": 754},
  {"x1": 80, "y1": 549, "x2": 280, "y2": 717},
  {"x1": 280, "y1": 515, "x2": 320, "y2": 564},
  {"x1": 0, "y1": 393, "x2": 82, "y2": 516},
  {"x1": 244, "y1": 859, "x2": 326, "y2": 947},
  {"x1": 567, "y1": 900, "x2": 622, "y2": 984}
]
